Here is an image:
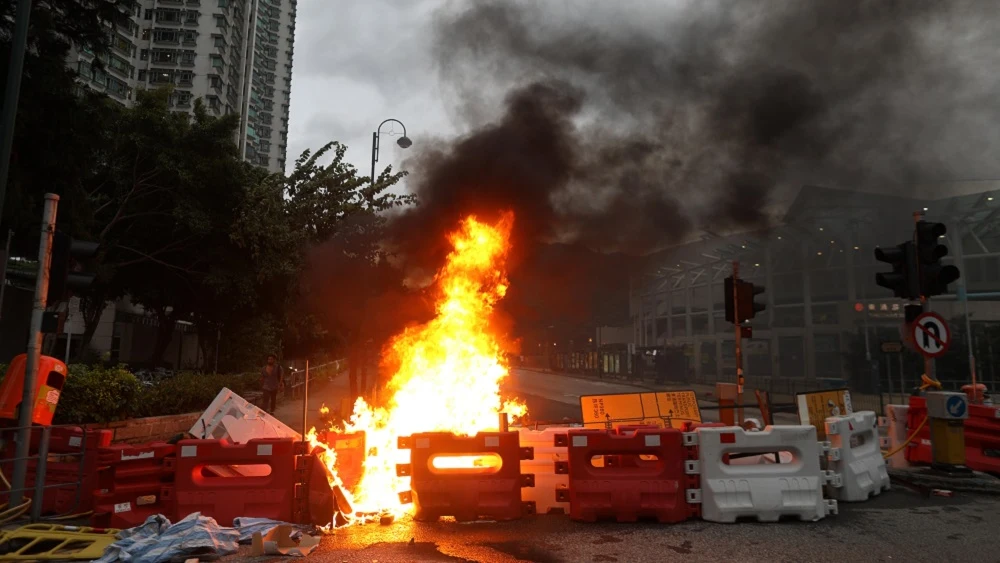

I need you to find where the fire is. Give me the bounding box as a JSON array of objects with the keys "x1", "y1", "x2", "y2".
[{"x1": 308, "y1": 212, "x2": 526, "y2": 523}]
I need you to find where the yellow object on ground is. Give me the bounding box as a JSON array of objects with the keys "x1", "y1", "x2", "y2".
[{"x1": 0, "y1": 523, "x2": 119, "y2": 560}]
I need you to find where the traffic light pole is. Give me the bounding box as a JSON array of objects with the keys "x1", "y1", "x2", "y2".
[
  {"x1": 732, "y1": 261, "x2": 744, "y2": 425},
  {"x1": 913, "y1": 211, "x2": 936, "y2": 383},
  {"x1": 9, "y1": 193, "x2": 58, "y2": 507}
]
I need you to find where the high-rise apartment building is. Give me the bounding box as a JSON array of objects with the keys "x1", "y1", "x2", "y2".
[{"x1": 67, "y1": 0, "x2": 296, "y2": 174}]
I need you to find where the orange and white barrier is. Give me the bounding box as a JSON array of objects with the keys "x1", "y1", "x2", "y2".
[
  {"x1": 823, "y1": 412, "x2": 890, "y2": 502},
  {"x1": 517, "y1": 428, "x2": 570, "y2": 514},
  {"x1": 694, "y1": 425, "x2": 838, "y2": 523}
]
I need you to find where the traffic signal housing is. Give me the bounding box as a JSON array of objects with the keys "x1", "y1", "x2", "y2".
[
  {"x1": 874, "y1": 242, "x2": 918, "y2": 300},
  {"x1": 47, "y1": 232, "x2": 99, "y2": 304},
  {"x1": 724, "y1": 277, "x2": 766, "y2": 324},
  {"x1": 914, "y1": 221, "x2": 960, "y2": 298}
]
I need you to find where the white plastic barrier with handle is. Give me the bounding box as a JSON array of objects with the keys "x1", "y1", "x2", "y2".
[
  {"x1": 694, "y1": 425, "x2": 839, "y2": 523},
  {"x1": 190, "y1": 387, "x2": 301, "y2": 442},
  {"x1": 824, "y1": 411, "x2": 890, "y2": 502},
  {"x1": 517, "y1": 427, "x2": 570, "y2": 514}
]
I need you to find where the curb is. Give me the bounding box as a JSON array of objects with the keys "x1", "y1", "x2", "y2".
[{"x1": 889, "y1": 468, "x2": 1000, "y2": 495}]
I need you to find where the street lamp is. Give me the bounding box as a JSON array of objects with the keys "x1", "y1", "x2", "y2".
[{"x1": 370, "y1": 119, "x2": 411, "y2": 191}]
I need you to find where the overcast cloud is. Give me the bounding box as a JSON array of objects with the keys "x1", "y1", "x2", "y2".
[{"x1": 287, "y1": 0, "x2": 451, "y2": 182}]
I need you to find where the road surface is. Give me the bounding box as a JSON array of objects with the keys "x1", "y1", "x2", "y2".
[{"x1": 225, "y1": 487, "x2": 1000, "y2": 562}]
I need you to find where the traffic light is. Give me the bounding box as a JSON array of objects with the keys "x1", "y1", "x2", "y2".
[
  {"x1": 914, "y1": 221, "x2": 960, "y2": 298},
  {"x1": 724, "y1": 277, "x2": 766, "y2": 324},
  {"x1": 874, "y1": 242, "x2": 918, "y2": 300},
  {"x1": 47, "y1": 232, "x2": 99, "y2": 303},
  {"x1": 738, "y1": 281, "x2": 766, "y2": 321}
]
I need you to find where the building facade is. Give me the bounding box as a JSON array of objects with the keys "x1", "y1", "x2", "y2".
[
  {"x1": 631, "y1": 184, "x2": 1000, "y2": 392},
  {"x1": 68, "y1": 0, "x2": 295, "y2": 173}
]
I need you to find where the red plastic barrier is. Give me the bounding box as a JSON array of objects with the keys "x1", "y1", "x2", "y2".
[
  {"x1": 905, "y1": 396, "x2": 1000, "y2": 474},
  {"x1": 316, "y1": 430, "x2": 365, "y2": 492},
  {"x1": 0, "y1": 428, "x2": 112, "y2": 516},
  {"x1": 396, "y1": 431, "x2": 535, "y2": 522},
  {"x1": 92, "y1": 442, "x2": 178, "y2": 528},
  {"x1": 174, "y1": 438, "x2": 304, "y2": 526},
  {"x1": 554, "y1": 428, "x2": 698, "y2": 523}
]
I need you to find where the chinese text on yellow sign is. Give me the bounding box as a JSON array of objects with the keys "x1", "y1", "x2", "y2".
[
  {"x1": 796, "y1": 389, "x2": 853, "y2": 440},
  {"x1": 581, "y1": 391, "x2": 702, "y2": 430}
]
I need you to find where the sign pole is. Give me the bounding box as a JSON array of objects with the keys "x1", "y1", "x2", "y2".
[
  {"x1": 302, "y1": 359, "x2": 310, "y2": 439},
  {"x1": 10, "y1": 193, "x2": 58, "y2": 508},
  {"x1": 733, "y1": 261, "x2": 744, "y2": 425}
]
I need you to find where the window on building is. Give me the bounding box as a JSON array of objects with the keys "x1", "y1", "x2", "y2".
[
  {"x1": 814, "y1": 334, "x2": 843, "y2": 379},
  {"x1": 671, "y1": 317, "x2": 686, "y2": 339},
  {"x1": 773, "y1": 305, "x2": 804, "y2": 328},
  {"x1": 671, "y1": 289, "x2": 686, "y2": 315},
  {"x1": 153, "y1": 29, "x2": 179, "y2": 43},
  {"x1": 178, "y1": 71, "x2": 193, "y2": 85},
  {"x1": 149, "y1": 70, "x2": 173, "y2": 84},
  {"x1": 214, "y1": 35, "x2": 226, "y2": 47},
  {"x1": 139, "y1": 49, "x2": 149, "y2": 60},
  {"x1": 210, "y1": 75, "x2": 223, "y2": 89},
  {"x1": 809, "y1": 268, "x2": 848, "y2": 302},
  {"x1": 210, "y1": 54, "x2": 224, "y2": 68},
  {"x1": 185, "y1": 10, "x2": 200, "y2": 24},
  {"x1": 151, "y1": 50, "x2": 177, "y2": 64},
  {"x1": 145, "y1": 9, "x2": 154, "y2": 20},
  {"x1": 813, "y1": 304, "x2": 839, "y2": 325},
  {"x1": 181, "y1": 50, "x2": 195, "y2": 65},
  {"x1": 137, "y1": 69, "x2": 147, "y2": 81},
  {"x1": 142, "y1": 28, "x2": 151, "y2": 40},
  {"x1": 690, "y1": 285, "x2": 710, "y2": 313},
  {"x1": 746, "y1": 339, "x2": 772, "y2": 377},
  {"x1": 183, "y1": 31, "x2": 197, "y2": 44},
  {"x1": 773, "y1": 272, "x2": 804, "y2": 305},
  {"x1": 156, "y1": 9, "x2": 181, "y2": 23},
  {"x1": 777, "y1": 336, "x2": 805, "y2": 378},
  {"x1": 218, "y1": 0, "x2": 229, "y2": 6},
  {"x1": 690, "y1": 314, "x2": 709, "y2": 336}
]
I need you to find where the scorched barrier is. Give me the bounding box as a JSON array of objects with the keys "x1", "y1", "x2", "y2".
[
  {"x1": 824, "y1": 412, "x2": 890, "y2": 502},
  {"x1": 553, "y1": 428, "x2": 700, "y2": 523},
  {"x1": 396, "y1": 431, "x2": 535, "y2": 522},
  {"x1": 695, "y1": 425, "x2": 839, "y2": 523}
]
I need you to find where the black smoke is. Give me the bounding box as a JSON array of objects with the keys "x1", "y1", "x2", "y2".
[{"x1": 388, "y1": 0, "x2": 999, "y2": 268}]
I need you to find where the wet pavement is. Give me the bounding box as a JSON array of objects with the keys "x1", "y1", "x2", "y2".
[{"x1": 225, "y1": 487, "x2": 1000, "y2": 562}]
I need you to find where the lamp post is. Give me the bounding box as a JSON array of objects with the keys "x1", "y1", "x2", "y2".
[{"x1": 370, "y1": 119, "x2": 411, "y2": 197}]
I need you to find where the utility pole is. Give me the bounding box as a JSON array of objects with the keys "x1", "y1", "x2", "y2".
[
  {"x1": 9, "y1": 193, "x2": 58, "y2": 507},
  {"x1": 0, "y1": 0, "x2": 34, "y2": 222},
  {"x1": 0, "y1": 229, "x2": 12, "y2": 319}
]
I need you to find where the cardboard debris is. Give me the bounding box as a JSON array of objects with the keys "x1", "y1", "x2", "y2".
[{"x1": 250, "y1": 525, "x2": 320, "y2": 557}]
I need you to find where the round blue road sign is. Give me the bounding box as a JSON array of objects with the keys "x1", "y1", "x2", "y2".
[{"x1": 946, "y1": 394, "x2": 967, "y2": 418}]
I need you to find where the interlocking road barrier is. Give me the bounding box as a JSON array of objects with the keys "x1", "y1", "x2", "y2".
[
  {"x1": 0, "y1": 523, "x2": 119, "y2": 560},
  {"x1": 517, "y1": 427, "x2": 571, "y2": 514},
  {"x1": 695, "y1": 425, "x2": 838, "y2": 523},
  {"x1": 884, "y1": 405, "x2": 911, "y2": 469},
  {"x1": 174, "y1": 438, "x2": 307, "y2": 527},
  {"x1": 396, "y1": 431, "x2": 535, "y2": 522},
  {"x1": 315, "y1": 430, "x2": 366, "y2": 492},
  {"x1": 824, "y1": 412, "x2": 890, "y2": 502},
  {"x1": 906, "y1": 396, "x2": 1000, "y2": 474},
  {"x1": 553, "y1": 428, "x2": 700, "y2": 523},
  {"x1": 92, "y1": 442, "x2": 178, "y2": 528}
]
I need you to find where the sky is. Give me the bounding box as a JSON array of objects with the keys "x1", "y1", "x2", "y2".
[{"x1": 286, "y1": 0, "x2": 450, "y2": 183}]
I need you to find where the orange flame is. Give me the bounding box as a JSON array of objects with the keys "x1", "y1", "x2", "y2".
[{"x1": 308, "y1": 212, "x2": 526, "y2": 523}]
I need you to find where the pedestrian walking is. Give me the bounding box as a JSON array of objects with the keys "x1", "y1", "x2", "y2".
[{"x1": 260, "y1": 354, "x2": 284, "y2": 413}]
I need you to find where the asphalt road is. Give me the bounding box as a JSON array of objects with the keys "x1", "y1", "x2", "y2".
[{"x1": 227, "y1": 488, "x2": 1000, "y2": 563}]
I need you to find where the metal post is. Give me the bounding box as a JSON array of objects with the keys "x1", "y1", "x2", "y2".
[
  {"x1": 302, "y1": 359, "x2": 309, "y2": 438},
  {"x1": 733, "y1": 261, "x2": 744, "y2": 425},
  {"x1": 0, "y1": 0, "x2": 35, "y2": 222},
  {"x1": 953, "y1": 222, "x2": 977, "y2": 399},
  {"x1": 10, "y1": 193, "x2": 58, "y2": 507},
  {"x1": 370, "y1": 131, "x2": 378, "y2": 194},
  {"x1": 214, "y1": 326, "x2": 221, "y2": 374},
  {"x1": 64, "y1": 326, "x2": 71, "y2": 364},
  {"x1": 0, "y1": 229, "x2": 12, "y2": 320},
  {"x1": 30, "y1": 425, "x2": 50, "y2": 522},
  {"x1": 898, "y1": 351, "x2": 906, "y2": 400},
  {"x1": 885, "y1": 352, "x2": 895, "y2": 404}
]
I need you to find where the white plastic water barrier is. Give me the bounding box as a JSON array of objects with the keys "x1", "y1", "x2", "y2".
[
  {"x1": 517, "y1": 428, "x2": 570, "y2": 514},
  {"x1": 695, "y1": 425, "x2": 838, "y2": 523},
  {"x1": 190, "y1": 387, "x2": 301, "y2": 442},
  {"x1": 824, "y1": 411, "x2": 890, "y2": 502}
]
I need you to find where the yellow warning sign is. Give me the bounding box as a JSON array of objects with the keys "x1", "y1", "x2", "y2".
[
  {"x1": 796, "y1": 389, "x2": 854, "y2": 440},
  {"x1": 581, "y1": 391, "x2": 702, "y2": 430}
]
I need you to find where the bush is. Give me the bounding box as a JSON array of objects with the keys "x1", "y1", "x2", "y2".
[
  {"x1": 54, "y1": 364, "x2": 143, "y2": 424},
  {"x1": 133, "y1": 371, "x2": 260, "y2": 418}
]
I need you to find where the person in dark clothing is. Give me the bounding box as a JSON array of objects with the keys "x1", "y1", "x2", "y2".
[{"x1": 260, "y1": 354, "x2": 284, "y2": 413}]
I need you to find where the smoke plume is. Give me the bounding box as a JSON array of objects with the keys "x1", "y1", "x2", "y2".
[{"x1": 388, "y1": 0, "x2": 1000, "y2": 272}]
